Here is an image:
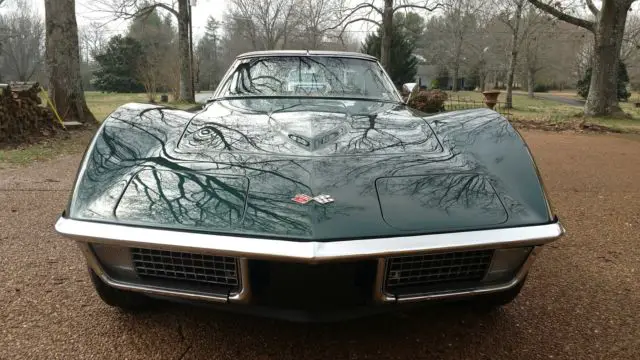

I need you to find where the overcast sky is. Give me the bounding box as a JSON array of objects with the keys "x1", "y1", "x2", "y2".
[
  {"x1": 10, "y1": 0, "x2": 459, "y2": 41},
  {"x1": 25, "y1": 0, "x2": 228, "y2": 38},
  {"x1": 18, "y1": 0, "x2": 385, "y2": 40}
]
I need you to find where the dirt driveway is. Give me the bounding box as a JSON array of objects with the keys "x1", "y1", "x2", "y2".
[
  {"x1": 1, "y1": 130, "x2": 639, "y2": 360},
  {"x1": 514, "y1": 92, "x2": 586, "y2": 106}
]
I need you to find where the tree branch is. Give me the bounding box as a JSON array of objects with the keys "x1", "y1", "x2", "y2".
[
  {"x1": 351, "y1": 2, "x2": 383, "y2": 16},
  {"x1": 327, "y1": 3, "x2": 382, "y2": 32},
  {"x1": 328, "y1": 2, "x2": 382, "y2": 31},
  {"x1": 111, "y1": 2, "x2": 179, "y2": 20},
  {"x1": 393, "y1": 3, "x2": 443, "y2": 12},
  {"x1": 585, "y1": 0, "x2": 599, "y2": 16},
  {"x1": 335, "y1": 16, "x2": 381, "y2": 35},
  {"x1": 527, "y1": 0, "x2": 594, "y2": 31},
  {"x1": 496, "y1": 12, "x2": 517, "y2": 32}
]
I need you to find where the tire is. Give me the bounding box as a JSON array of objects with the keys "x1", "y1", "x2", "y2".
[{"x1": 89, "y1": 268, "x2": 152, "y2": 312}]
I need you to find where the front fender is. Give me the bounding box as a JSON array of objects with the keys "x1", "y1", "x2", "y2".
[{"x1": 65, "y1": 103, "x2": 195, "y2": 219}]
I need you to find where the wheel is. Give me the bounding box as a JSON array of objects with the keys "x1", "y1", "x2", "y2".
[{"x1": 89, "y1": 268, "x2": 152, "y2": 312}]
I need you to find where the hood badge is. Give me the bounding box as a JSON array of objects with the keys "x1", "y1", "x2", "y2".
[{"x1": 292, "y1": 194, "x2": 334, "y2": 205}]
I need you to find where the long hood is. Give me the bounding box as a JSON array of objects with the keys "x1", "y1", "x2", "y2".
[
  {"x1": 176, "y1": 98, "x2": 441, "y2": 156},
  {"x1": 68, "y1": 99, "x2": 553, "y2": 241}
]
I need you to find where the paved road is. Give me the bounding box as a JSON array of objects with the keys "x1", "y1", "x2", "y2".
[
  {"x1": 1, "y1": 131, "x2": 639, "y2": 360},
  {"x1": 534, "y1": 93, "x2": 585, "y2": 106},
  {"x1": 514, "y1": 92, "x2": 585, "y2": 107}
]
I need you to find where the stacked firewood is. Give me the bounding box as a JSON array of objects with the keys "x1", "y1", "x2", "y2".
[{"x1": 0, "y1": 83, "x2": 60, "y2": 144}]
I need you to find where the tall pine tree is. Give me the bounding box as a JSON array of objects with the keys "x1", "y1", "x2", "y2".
[
  {"x1": 93, "y1": 35, "x2": 145, "y2": 93},
  {"x1": 196, "y1": 16, "x2": 222, "y2": 91},
  {"x1": 128, "y1": 9, "x2": 176, "y2": 99}
]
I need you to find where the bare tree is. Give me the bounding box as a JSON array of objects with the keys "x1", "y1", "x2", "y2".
[
  {"x1": 512, "y1": 6, "x2": 554, "y2": 97},
  {"x1": 167, "y1": 41, "x2": 183, "y2": 100},
  {"x1": 223, "y1": 0, "x2": 349, "y2": 52},
  {"x1": 527, "y1": 0, "x2": 638, "y2": 116},
  {"x1": 522, "y1": 30, "x2": 545, "y2": 97},
  {"x1": 91, "y1": 0, "x2": 194, "y2": 102},
  {"x1": 79, "y1": 22, "x2": 108, "y2": 62},
  {"x1": 495, "y1": 0, "x2": 524, "y2": 108},
  {"x1": 196, "y1": 16, "x2": 222, "y2": 91},
  {"x1": 621, "y1": 13, "x2": 640, "y2": 61},
  {"x1": 296, "y1": 0, "x2": 345, "y2": 48},
  {"x1": 44, "y1": 0, "x2": 96, "y2": 124},
  {"x1": 227, "y1": 0, "x2": 300, "y2": 50},
  {"x1": 219, "y1": 14, "x2": 256, "y2": 66},
  {"x1": 623, "y1": 13, "x2": 640, "y2": 88},
  {"x1": 571, "y1": 30, "x2": 593, "y2": 77},
  {"x1": 128, "y1": 9, "x2": 177, "y2": 101},
  {"x1": 334, "y1": 0, "x2": 442, "y2": 71},
  {"x1": 443, "y1": 0, "x2": 485, "y2": 91},
  {"x1": 134, "y1": 32, "x2": 165, "y2": 101},
  {"x1": 0, "y1": 0, "x2": 6, "y2": 64},
  {"x1": 493, "y1": 0, "x2": 552, "y2": 107},
  {"x1": 0, "y1": 0, "x2": 44, "y2": 82},
  {"x1": 137, "y1": 53, "x2": 161, "y2": 101},
  {"x1": 422, "y1": 11, "x2": 476, "y2": 90}
]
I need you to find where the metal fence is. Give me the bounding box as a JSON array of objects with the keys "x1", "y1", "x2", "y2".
[{"x1": 442, "y1": 93, "x2": 512, "y2": 118}]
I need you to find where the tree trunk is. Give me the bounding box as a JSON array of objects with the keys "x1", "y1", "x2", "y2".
[
  {"x1": 505, "y1": 0, "x2": 523, "y2": 109},
  {"x1": 452, "y1": 66, "x2": 459, "y2": 92},
  {"x1": 526, "y1": 0, "x2": 633, "y2": 117},
  {"x1": 177, "y1": 0, "x2": 194, "y2": 103},
  {"x1": 380, "y1": 0, "x2": 393, "y2": 71},
  {"x1": 188, "y1": 2, "x2": 195, "y2": 97},
  {"x1": 584, "y1": 0, "x2": 629, "y2": 116},
  {"x1": 452, "y1": 36, "x2": 463, "y2": 92},
  {"x1": 44, "y1": 0, "x2": 96, "y2": 124},
  {"x1": 527, "y1": 67, "x2": 535, "y2": 98}
]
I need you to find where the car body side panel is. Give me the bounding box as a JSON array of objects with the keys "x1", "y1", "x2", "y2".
[{"x1": 67, "y1": 100, "x2": 553, "y2": 241}]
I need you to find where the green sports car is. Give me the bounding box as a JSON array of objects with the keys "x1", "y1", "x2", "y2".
[{"x1": 55, "y1": 51, "x2": 563, "y2": 321}]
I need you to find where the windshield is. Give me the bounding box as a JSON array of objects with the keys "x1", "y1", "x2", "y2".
[{"x1": 217, "y1": 56, "x2": 400, "y2": 102}]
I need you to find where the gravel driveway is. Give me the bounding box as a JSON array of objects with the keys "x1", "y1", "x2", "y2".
[{"x1": 1, "y1": 130, "x2": 639, "y2": 360}]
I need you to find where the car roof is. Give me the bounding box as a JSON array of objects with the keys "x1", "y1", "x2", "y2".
[{"x1": 236, "y1": 50, "x2": 378, "y2": 61}]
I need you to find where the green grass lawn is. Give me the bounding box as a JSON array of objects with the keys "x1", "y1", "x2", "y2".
[
  {"x1": 547, "y1": 90, "x2": 640, "y2": 102},
  {"x1": 2, "y1": 91, "x2": 639, "y2": 167},
  {"x1": 86, "y1": 92, "x2": 196, "y2": 121},
  {"x1": 0, "y1": 131, "x2": 94, "y2": 166},
  {"x1": 444, "y1": 90, "x2": 640, "y2": 133},
  {"x1": 0, "y1": 92, "x2": 198, "y2": 167}
]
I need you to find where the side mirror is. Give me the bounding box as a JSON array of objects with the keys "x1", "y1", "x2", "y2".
[{"x1": 402, "y1": 83, "x2": 417, "y2": 104}]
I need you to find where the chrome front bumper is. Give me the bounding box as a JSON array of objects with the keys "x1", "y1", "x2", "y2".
[{"x1": 56, "y1": 217, "x2": 564, "y2": 306}]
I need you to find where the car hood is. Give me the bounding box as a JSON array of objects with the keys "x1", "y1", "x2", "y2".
[
  {"x1": 176, "y1": 98, "x2": 442, "y2": 156},
  {"x1": 69, "y1": 99, "x2": 552, "y2": 241}
]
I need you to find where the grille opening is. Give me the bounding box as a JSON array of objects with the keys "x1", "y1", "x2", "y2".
[
  {"x1": 384, "y1": 249, "x2": 494, "y2": 296},
  {"x1": 131, "y1": 248, "x2": 240, "y2": 294}
]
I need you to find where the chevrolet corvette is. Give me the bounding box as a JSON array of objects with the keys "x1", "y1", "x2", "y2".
[{"x1": 55, "y1": 50, "x2": 563, "y2": 321}]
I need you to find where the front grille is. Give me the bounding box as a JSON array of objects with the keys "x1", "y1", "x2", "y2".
[
  {"x1": 131, "y1": 248, "x2": 239, "y2": 292},
  {"x1": 384, "y1": 250, "x2": 494, "y2": 295}
]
